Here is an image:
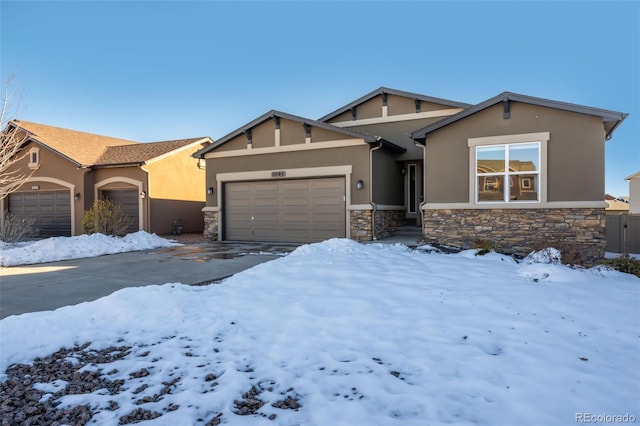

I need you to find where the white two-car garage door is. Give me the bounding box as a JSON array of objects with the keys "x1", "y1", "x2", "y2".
[
  {"x1": 8, "y1": 191, "x2": 71, "y2": 237},
  {"x1": 224, "y1": 177, "x2": 346, "y2": 243}
]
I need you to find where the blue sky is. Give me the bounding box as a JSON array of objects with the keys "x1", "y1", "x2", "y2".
[{"x1": 1, "y1": 1, "x2": 638, "y2": 196}]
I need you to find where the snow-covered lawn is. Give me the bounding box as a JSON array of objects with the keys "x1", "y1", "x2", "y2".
[
  {"x1": 0, "y1": 231, "x2": 179, "y2": 267},
  {"x1": 1, "y1": 239, "x2": 638, "y2": 425}
]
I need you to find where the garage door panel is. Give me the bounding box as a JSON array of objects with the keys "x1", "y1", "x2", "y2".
[
  {"x1": 254, "y1": 198, "x2": 279, "y2": 208},
  {"x1": 101, "y1": 190, "x2": 139, "y2": 233},
  {"x1": 8, "y1": 191, "x2": 71, "y2": 237},
  {"x1": 225, "y1": 177, "x2": 345, "y2": 242}
]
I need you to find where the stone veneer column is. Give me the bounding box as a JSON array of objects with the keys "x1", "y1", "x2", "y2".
[
  {"x1": 203, "y1": 209, "x2": 219, "y2": 240},
  {"x1": 422, "y1": 208, "x2": 606, "y2": 264},
  {"x1": 350, "y1": 210, "x2": 373, "y2": 241}
]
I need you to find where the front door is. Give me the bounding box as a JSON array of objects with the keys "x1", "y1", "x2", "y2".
[{"x1": 405, "y1": 161, "x2": 423, "y2": 224}]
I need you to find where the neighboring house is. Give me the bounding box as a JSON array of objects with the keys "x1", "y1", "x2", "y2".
[
  {"x1": 194, "y1": 87, "x2": 627, "y2": 263},
  {"x1": 1, "y1": 121, "x2": 211, "y2": 237},
  {"x1": 627, "y1": 171, "x2": 640, "y2": 214},
  {"x1": 605, "y1": 194, "x2": 630, "y2": 214}
]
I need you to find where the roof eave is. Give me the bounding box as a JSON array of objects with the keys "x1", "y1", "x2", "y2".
[
  {"x1": 195, "y1": 110, "x2": 378, "y2": 156},
  {"x1": 410, "y1": 92, "x2": 629, "y2": 141}
]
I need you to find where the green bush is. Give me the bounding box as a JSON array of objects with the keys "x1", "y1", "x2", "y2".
[
  {"x1": 600, "y1": 256, "x2": 640, "y2": 278},
  {"x1": 83, "y1": 200, "x2": 130, "y2": 237},
  {"x1": 0, "y1": 211, "x2": 37, "y2": 242}
]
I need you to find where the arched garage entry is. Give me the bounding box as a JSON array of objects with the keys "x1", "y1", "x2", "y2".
[
  {"x1": 5, "y1": 177, "x2": 75, "y2": 237},
  {"x1": 95, "y1": 177, "x2": 144, "y2": 233}
]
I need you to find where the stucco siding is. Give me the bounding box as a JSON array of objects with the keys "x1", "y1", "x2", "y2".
[
  {"x1": 94, "y1": 167, "x2": 147, "y2": 188},
  {"x1": 630, "y1": 177, "x2": 640, "y2": 214},
  {"x1": 356, "y1": 96, "x2": 382, "y2": 119},
  {"x1": 387, "y1": 94, "x2": 416, "y2": 116},
  {"x1": 424, "y1": 102, "x2": 607, "y2": 204},
  {"x1": 215, "y1": 134, "x2": 248, "y2": 152},
  {"x1": 345, "y1": 117, "x2": 444, "y2": 160},
  {"x1": 311, "y1": 126, "x2": 353, "y2": 143},
  {"x1": 278, "y1": 118, "x2": 305, "y2": 146},
  {"x1": 329, "y1": 110, "x2": 353, "y2": 123},
  {"x1": 145, "y1": 150, "x2": 205, "y2": 202},
  {"x1": 251, "y1": 119, "x2": 276, "y2": 149},
  {"x1": 372, "y1": 149, "x2": 403, "y2": 205},
  {"x1": 206, "y1": 145, "x2": 371, "y2": 206}
]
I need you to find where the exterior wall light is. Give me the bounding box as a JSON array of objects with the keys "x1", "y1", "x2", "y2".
[
  {"x1": 207, "y1": 187, "x2": 214, "y2": 195},
  {"x1": 356, "y1": 180, "x2": 364, "y2": 190},
  {"x1": 140, "y1": 191, "x2": 146, "y2": 199},
  {"x1": 74, "y1": 192, "x2": 81, "y2": 201}
]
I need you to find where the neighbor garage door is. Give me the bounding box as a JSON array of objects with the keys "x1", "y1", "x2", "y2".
[
  {"x1": 224, "y1": 177, "x2": 345, "y2": 243},
  {"x1": 8, "y1": 191, "x2": 71, "y2": 237},
  {"x1": 101, "y1": 189, "x2": 139, "y2": 233}
]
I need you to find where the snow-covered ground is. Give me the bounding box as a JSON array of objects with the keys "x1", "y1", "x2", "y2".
[
  {"x1": 1, "y1": 239, "x2": 638, "y2": 425},
  {"x1": 0, "y1": 231, "x2": 179, "y2": 266}
]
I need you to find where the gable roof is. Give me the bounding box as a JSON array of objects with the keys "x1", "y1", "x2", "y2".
[
  {"x1": 193, "y1": 109, "x2": 405, "y2": 158},
  {"x1": 95, "y1": 137, "x2": 211, "y2": 166},
  {"x1": 318, "y1": 87, "x2": 471, "y2": 123},
  {"x1": 10, "y1": 120, "x2": 210, "y2": 168},
  {"x1": 10, "y1": 120, "x2": 138, "y2": 167},
  {"x1": 411, "y1": 92, "x2": 628, "y2": 142}
]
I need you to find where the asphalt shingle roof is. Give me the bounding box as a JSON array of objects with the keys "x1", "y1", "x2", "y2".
[
  {"x1": 12, "y1": 120, "x2": 138, "y2": 166},
  {"x1": 11, "y1": 121, "x2": 208, "y2": 167},
  {"x1": 96, "y1": 138, "x2": 208, "y2": 165}
]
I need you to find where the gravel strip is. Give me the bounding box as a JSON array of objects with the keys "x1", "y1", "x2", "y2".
[{"x1": 1, "y1": 343, "x2": 301, "y2": 425}]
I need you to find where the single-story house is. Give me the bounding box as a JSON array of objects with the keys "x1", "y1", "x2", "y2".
[
  {"x1": 193, "y1": 87, "x2": 627, "y2": 263},
  {"x1": 1, "y1": 121, "x2": 211, "y2": 237}
]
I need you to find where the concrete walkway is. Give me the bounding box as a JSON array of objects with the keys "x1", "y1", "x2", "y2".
[{"x1": 0, "y1": 242, "x2": 296, "y2": 319}]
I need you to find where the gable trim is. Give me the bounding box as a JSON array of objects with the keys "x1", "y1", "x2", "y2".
[
  {"x1": 194, "y1": 110, "x2": 380, "y2": 158},
  {"x1": 318, "y1": 87, "x2": 471, "y2": 122},
  {"x1": 203, "y1": 138, "x2": 367, "y2": 159},
  {"x1": 412, "y1": 92, "x2": 627, "y2": 141},
  {"x1": 330, "y1": 108, "x2": 464, "y2": 128}
]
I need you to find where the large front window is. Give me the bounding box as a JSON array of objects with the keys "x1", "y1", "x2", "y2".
[{"x1": 476, "y1": 142, "x2": 540, "y2": 203}]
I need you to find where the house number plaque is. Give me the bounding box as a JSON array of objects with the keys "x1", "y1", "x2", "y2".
[{"x1": 271, "y1": 171, "x2": 286, "y2": 177}]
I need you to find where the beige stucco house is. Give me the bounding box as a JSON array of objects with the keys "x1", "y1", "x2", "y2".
[
  {"x1": 2, "y1": 121, "x2": 211, "y2": 236},
  {"x1": 194, "y1": 87, "x2": 627, "y2": 263}
]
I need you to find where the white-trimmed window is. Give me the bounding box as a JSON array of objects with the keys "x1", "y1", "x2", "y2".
[
  {"x1": 28, "y1": 148, "x2": 40, "y2": 169},
  {"x1": 468, "y1": 132, "x2": 549, "y2": 205}
]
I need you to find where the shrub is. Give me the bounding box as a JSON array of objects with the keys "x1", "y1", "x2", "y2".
[
  {"x1": 472, "y1": 238, "x2": 500, "y2": 256},
  {"x1": 83, "y1": 200, "x2": 130, "y2": 237},
  {"x1": 600, "y1": 256, "x2": 640, "y2": 278},
  {"x1": 0, "y1": 211, "x2": 37, "y2": 242}
]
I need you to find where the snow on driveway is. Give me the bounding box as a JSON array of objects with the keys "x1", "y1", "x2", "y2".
[
  {"x1": 1, "y1": 239, "x2": 638, "y2": 425},
  {"x1": 0, "y1": 231, "x2": 179, "y2": 266}
]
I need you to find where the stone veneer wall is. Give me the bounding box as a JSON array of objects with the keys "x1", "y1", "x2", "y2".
[
  {"x1": 374, "y1": 210, "x2": 405, "y2": 240},
  {"x1": 203, "y1": 210, "x2": 219, "y2": 240},
  {"x1": 350, "y1": 210, "x2": 372, "y2": 241},
  {"x1": 422, "y1": 208, "x2": 606, "y2": 264},
  {"x1": 350, "y1": 209, "x2": 405, "y2": 241}
]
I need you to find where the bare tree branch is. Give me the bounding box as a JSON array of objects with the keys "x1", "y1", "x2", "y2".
[{"x1": 1, "y1": 75, "x2": 32, "y2": 199}]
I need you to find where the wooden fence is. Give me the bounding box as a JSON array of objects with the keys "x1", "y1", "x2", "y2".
[{"x1": 606, "y1": 214, "x2": 640, "y2": 254}]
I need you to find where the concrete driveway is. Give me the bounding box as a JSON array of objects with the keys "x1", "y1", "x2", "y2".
[{"x1": 0, "y1": 242, "x2": 296, "y2": 319}]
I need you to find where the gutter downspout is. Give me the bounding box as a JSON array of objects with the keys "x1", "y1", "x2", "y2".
[
  {"x1": 370, "y1": 141, "x2": 383, "y2": 240},
  {"x1": 415, "y1": 141, "x2": 426, "y2": 234}
]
